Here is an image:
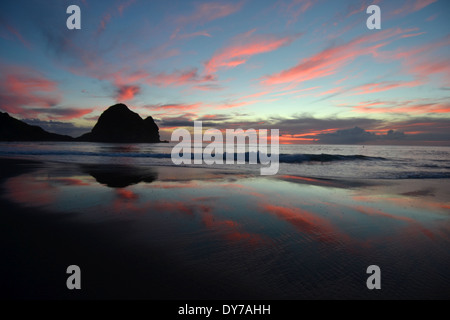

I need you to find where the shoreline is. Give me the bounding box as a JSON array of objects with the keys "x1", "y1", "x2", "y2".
[{"x1": 1, "y1": 156, "x2": 449, "y2": 196}]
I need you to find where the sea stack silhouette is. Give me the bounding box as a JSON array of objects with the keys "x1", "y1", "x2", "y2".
[{"x1": 78, "y1": 103, "x2": 161, "y2": 143}]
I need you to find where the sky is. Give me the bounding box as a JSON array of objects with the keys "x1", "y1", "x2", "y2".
[{"x1": 0, "y1": 0, "x2": 449, "y2": 144}]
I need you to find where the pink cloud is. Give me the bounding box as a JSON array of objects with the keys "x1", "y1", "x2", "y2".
[
  {"x1": 170, "y1": 28, "x2": 212, "y2": 40},
  {"x1": 319, "y1": 87, "x2": 343, "y2": 96},
  {"x1": 388, "y1": 36, "x2": 450, "y2": 86},
  {"x1": 214, "y1": 100, "x2": 259, "y2": 110},
  {"x1": 280, "y1": 0, "x2": 317, "y2": 25},
  {"x1": 205, "y1": 30, "x2": 300, "y2": 74},
  {"x1": 345, "y1": 0, "x2": 380, "y2": 18},
  {"x1": 198, "y1": 114, "x2": 221, "y2": 119},
  {"x1": 174, "y1": 1, "x2": 243, "y2": 26},
  {"x1": 385, "y1": 120, "x2": 450, "y2": 133},
  {"x1": 410, "y1": 59, "x2": 450, "y2": 86},
  {"x1": 389, "y1": 34, "x2": 448, "y2": 61},
  {"x1": 3, "y1": 24, "x2": 31, "y2": 48},
  {"x1": 146, "y1": 97, "x2": 263, "y2": 119},
  {"x1": 0, "y1": 64, "x2": 96, "y2": 121},
  {"x1": 97, "y1": 13, "x2": 112, "y2": 34},
  {"x1": 118, "y1": 0, "x2": 136, "y2": 16},
  {"x1": 240, "y1": 90, "x2": 271, "y2": 100},
  {"x1": 192, "y1": 84, "x2": 224, "y2": 91},
  {"x1": 262, "y1": 28, "x2": 418, "y2": 86},
  {"x1": 145, "y1": 69, "x2": 215, "y2": 87},
  {"x1": 97, "y1": 0, "x2": 137, "y2": 35},
  {"x1": 392, "y1": 0, "x2": 437, "y2": 16},
  {"x1": 350, "y1": 80, "x2": 422, "y2": 95},
  {"x1": 0, "y1": 65, "x2": 62, "y2": 116},
  {"x1": 149, "y1": 103, "x2": 203, "y2": 113},
  {"x1": 110, "y1": 70, "x2": 149, "y2": 87},
  {"x1": 426, "y1": 14, "x2": 438, "y2": 21},
  {"x1": 401, "y1": 32, "x2": 426, "y2": 38},
  {"x1": 116, "y1": 85, "x2": 140, "y2": 102},
  {"x1": 271, "y1": 86, "x2": 320, "y2": 97},
  {"x1": 352, "y1": 100, "x2": 450, "y2": 114}
]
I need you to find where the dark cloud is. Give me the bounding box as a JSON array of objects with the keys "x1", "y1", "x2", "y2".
[
  {"x1": 157, "y1": 117, "x2": 194, "y2": 128},
  {"x1": 169, "y1": 114, "x2": 382, "y2": 134},
  {"x1": 316, "y1": 126, "x2": 377, "y2": 144},
  {"x1": 23, "y1": 119, "x2": 90, "y2": 138},
  {"x1": 28, "y1": 107, "x2": 93, "y2": 120},
  {"x1": 262, "y1": 116, "x2": 382, "y2": 133},
  {"x1": 316, "y1": 127, "x2": 407, "y2": 144},
  {"x1": 157, "y1": 114, "x2": 450, "y2": 145}
]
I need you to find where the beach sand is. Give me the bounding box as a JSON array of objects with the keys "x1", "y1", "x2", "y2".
[{"x1": 1, "y1": 158, "x2": 449, "y2": 299}]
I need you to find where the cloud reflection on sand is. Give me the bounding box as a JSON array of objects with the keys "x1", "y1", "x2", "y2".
[
  {"x1": 260, "y1": 203, "x2": 350, "y2": 244},
  {"x1": 4, "y1": 173, "x2": 58, "y2": 207}
]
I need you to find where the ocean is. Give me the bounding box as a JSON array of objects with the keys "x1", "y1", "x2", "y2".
[{"x1": 1, "y1": 142, "x2": 449, "y2": 179}]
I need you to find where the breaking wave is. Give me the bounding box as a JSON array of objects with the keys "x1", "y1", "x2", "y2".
[{"x1": 0, "y1": 149, "x2": 387, "y2": 164}]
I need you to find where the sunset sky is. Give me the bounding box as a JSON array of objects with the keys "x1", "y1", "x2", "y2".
[{"x1": 0, "y1": 0, "x2": 449, "y2": 144}]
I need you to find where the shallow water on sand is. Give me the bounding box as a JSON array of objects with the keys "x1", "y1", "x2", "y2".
[{"x1": 1, "y1": 160, "x2": 449, "y2": 299}]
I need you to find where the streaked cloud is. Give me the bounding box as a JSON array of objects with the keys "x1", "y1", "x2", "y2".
[
  {"x1": 0, "y1": 21, "x2": 31, "y2": 48},
  {"x1": 350, "y1": 80, "x2": 423, "y2": 95},
  {"x1": 391, "y1": 0, "x2": 438, "y2": 17},
  {"x1": 173, "y1": 1, "x2": 243, "y2": 26},
  {"x1": 278, "y1": 0, "x2": 317, "y2": 25},
  {"x1": 205, "y1": 30, "x2": 301, "y2": 74},
  {"x1": 262, "y1": 28, "x2": 417, "y2": 86},
  {"x1": 0, "y1": 65, "x2": 61, "y2": 116}
]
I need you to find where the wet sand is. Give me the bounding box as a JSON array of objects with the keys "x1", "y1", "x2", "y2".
[{"x1": 1, "y1": 158, "x2": 449, "y2": 299}]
